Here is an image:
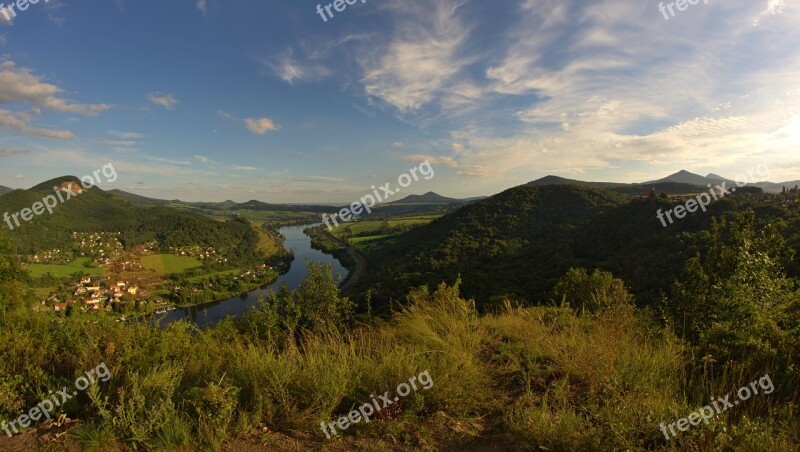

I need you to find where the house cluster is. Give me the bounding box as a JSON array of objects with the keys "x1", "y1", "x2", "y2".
[
  {"x1": 74, "y1": 232, "x2": 124, "y2": 266},
  {"x1": 27, "y1": 248, "x2": 72, "y2": 265},
  {"x1": 780, "y1": 186, "x2": 800, "y2": 203},
  {"x1": 139, "y1": 241, "x2": 159, "y2": 255},
  {"x1": 166, "y1": 245, "x2": 228, "y2": 264},
  {"x1": 42, "y1": 277, "x2": 143, "y2": 313}
]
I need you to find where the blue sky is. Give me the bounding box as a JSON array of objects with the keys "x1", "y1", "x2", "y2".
[{"x1": 0, "y1": 0, "x2": 798, "y2": 202}]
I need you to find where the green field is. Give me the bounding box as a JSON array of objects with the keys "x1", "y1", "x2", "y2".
[
  {"x1": 141, "y1": 254, "x2": 202, "y2": 275},
  {"x1": 225, "y1": 209, "x2": 320, "y2": 226},
  {"x1": 329, "y1": 215, "x2": 441, "y2": 252},
  {"x1": 28, "y1": 257, "x2": 105, "y2": 278},
  {"x1": 332, "y1": 215, "x2": 440, "y2": 239},
  {"x1": 188, "y1": 269, "x2": 242, "y2": 283}
]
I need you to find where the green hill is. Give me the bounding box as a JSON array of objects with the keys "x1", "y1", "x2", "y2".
[
  {"x1": 0, "y1": 185, "x2": 11, "y2": 197},
  {"x1": 528, "y1": 175, "x2": 705, "y2": 195},
  {"x1": 356, "y1": 185, "x2": 629, "y2": 306},
  {"x1": 643, "y1": 169, "x2": 726, "y2": 186},
  {"x1": 388, "y1": 191, "x2": 464, "y2": 205},
  {"x1": 355, "y1": 183, "x2": 796, "y2": 309},
  {"x1": 0, "y1": 177, "x2": 267, "y2": 265},
  {"x1": 229, "y1": 199, "x2": 331, "y2": 213},
  {"x1": 106, "y1": 189, "x2": 171, "y2": 206}
]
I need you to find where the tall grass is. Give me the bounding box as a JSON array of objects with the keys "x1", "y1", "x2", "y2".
[{"x1": 0, "y1": 282, "x2": 797, "y2": 450}]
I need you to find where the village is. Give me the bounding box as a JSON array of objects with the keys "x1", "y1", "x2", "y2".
[{"x1": 28, "y1": 230, "x2": 281, "y2": 317}]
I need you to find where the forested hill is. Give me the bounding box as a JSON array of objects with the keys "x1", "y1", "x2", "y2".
[
  {"x1": 355, "y1": 183, "x2": 798, "y2": 310},
  {"x1": 0, "y1": 176, "x2": 266, "y2": 264},
  {"x1": 528, "y1": 175, "x2": 707, "y2": 195},
  {"x1": 0, "y1": 186, "x2": 11, "y2": 197},
  {"x1": 356, "y1": 185, "x2": 628, "y2": 306},
  {"x1": 106, "y1": 189, "x2": 171, "y2": 206}
]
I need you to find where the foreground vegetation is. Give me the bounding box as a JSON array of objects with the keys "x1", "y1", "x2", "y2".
[{"x1": 0, "y1": 211, "x2": 798, "y2": 451}]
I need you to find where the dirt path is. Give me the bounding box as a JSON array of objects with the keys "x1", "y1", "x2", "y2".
[{"x1": 340, "y1": 246, "x2": 366, "y2": 293}]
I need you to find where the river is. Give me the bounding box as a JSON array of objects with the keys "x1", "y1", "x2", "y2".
[{"x1": 156, "y1": 223, "x2": 347, "y2": 327}]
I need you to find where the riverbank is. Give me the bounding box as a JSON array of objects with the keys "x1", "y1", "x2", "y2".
[
  {"x1": 304, "y1": 224, "x2": 364, "y2": 290},
  {"x1": 153, "y1": 223, "x2": 347, "y2": 326}
]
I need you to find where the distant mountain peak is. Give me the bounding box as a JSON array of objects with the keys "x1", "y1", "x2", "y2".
[
  {"x1": 667, "y1": 170, "x2": 701, "y2": 178},
  {"x1": 643, "y1": 170, "x2": 721, "y2": 186},
  {"x1": 389, "y1": 192, "x2": 462, "y2": 205}
]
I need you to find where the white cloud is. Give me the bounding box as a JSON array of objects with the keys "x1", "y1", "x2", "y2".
[
  {"x1": 197, "y1": 0, "x2": 207, "y2": 15},
  {"x1": 359, "y1": 0, "x2": 471, "y2": 113},
  {"x1": 217, "y1": 110, "x2": 237, "y2": 120},
  {"x1": 148, "y1": 92, "x2": 178, "y2": 109},
  {"x1": 372, "y1": 0, "x2": 800, "y2": 182},
  {"x1": 231, "y1": 165, "x2": 259, "y2": 171},
  {"x1": 99, "y1": 139, "x2": 136, "y2": 147},
  {"x1": 754, "y1": 0, "x2": 786, "y2": 26},
  {"x1": 144, "y1": 156, "x2": 192, "y2": 165},
  {"x1": 0, "y1": 61, "x2": 110, "y2": 115},
  {"x1": 401, "y1": 154, "x2": 458, "y2": 168},
  {"x1": 107, "y1": 130, "x2": 143, "y2": 139},
  {"x1": 194, "y1": 155, "x2": 210, "y2": 163},
  {"x1": 43, "y1": 1, "x2": 66, "y2": 25},
  {"x1": 244, "y1": 117, "x2": 278, "y2": 134},
  {"x1": 261, "y1": 53, "x2": 331, "y2": 85},
  {"x1": 0, "y1": 109, "x2": 74, "y2": 139},
  {"x1": 0, "y1": 147, "x2": 29, "y2": 157}
]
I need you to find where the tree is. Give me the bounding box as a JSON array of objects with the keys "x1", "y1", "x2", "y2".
[
  {"x1": 668, "y1": 212, "x2": 795, "y2": 367},
  {"x1": 0, "y1": 232, "x2": 27, "y2": 324},
  {"x1": 551, "y1": 268, "x2": 634, "y2": 315},
  {"x1": 250, "y1": 261, "x2": 354, "y2": 339}
]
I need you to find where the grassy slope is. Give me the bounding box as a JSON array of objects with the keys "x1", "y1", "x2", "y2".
[{"x1": 0, "y1": 283, "x2": 795, "y2": 451}]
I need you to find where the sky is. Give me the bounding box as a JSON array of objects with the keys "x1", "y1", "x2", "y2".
[{"x1": 0, "y1": 0, "x2": 798, "y2": 203}]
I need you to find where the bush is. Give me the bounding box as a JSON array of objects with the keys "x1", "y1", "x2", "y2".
[{"x1": 551, "y1": 268, "x2": 635, "y2": 315}]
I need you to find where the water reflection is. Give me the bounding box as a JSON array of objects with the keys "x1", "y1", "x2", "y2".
[{"x1": 155, "y1": 223, "x2": 346, "y2": 327}]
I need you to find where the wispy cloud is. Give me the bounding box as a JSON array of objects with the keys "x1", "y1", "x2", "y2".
[
  {"x1": 217, "y1": 110, "x2": 237, "y2": 120},
  {"x1": 0, "y1": 147, "x2": 30, "y2": 158},
  {"x1": 196, "y1": 0, "x2": 208, "y2": 16},
  {"x1": 148, "y1": 92, "x2": 178, "y2": 110},
  {"x1": 753, "y1": 0, "x2": 786, "y2": 26},
  {"x1": 371, "y1": 0, "x2": 800, "y2": 181},
  {"x1": 107, "y1": 131, "x2": 144, "y2": 139},
  {"x1": 359, "y1": 0, "x2": 471, "y2": 113},
  {"x1": 260, "y1": 52, "x2": 331, "y2": 85},
  {"x1": 145, "y1": 156, "x2": 192, "y2": 165},
  {"x1": 0, "y1": 109, "x2": 74, "y2": 139},
  {"x1": 0, "y1": 60, "x2": 110, "y2": 115}
]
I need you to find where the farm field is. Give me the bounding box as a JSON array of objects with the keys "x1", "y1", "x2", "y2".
[
  {"x1": 141, "y1": 254, "x2": 202, "y2": 275},
  {"x1": 330, "y1": 214, "x2": 441, "y2": 252},
  {"x1": 332, "y1": 215, "x2": 440, "y2": 239},
  {"x1": 187, "y1": 269, "x2": 243, "y2": 283},
  {"x1": 229, "y1": 209, "x2": 322, "y2": 227},
  {"x1": 27, "y1": 257, "x2": 105, "y2": 278}
]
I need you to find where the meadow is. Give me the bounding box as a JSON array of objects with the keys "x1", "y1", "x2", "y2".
[
  {"x1": 140, "y1": 254, "x2": 203, "y2": 275},
  {"x1": 331, "y1": 215, "x2": 440, "y2": 251},
  {"x1": 27, "y1": 257, "x2": 105, "y2": 278}
]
